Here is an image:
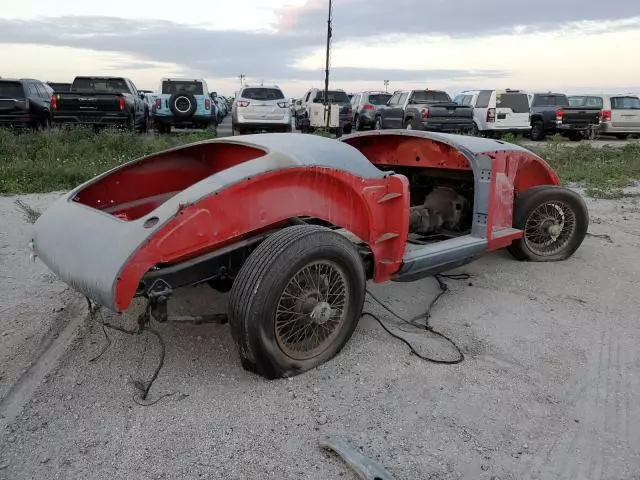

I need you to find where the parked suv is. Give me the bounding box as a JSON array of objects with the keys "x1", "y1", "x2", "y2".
[
  {"x1": 0, "y1": 78, "x2": 54, "y2": 131},
  {"x1": 231, "y1": 85, "x2": 291, "y2": 135},
  {"x1": 294, "y1": 88, "x2": 352, "y2": 134},
  {"x1": 454, "y1": 89, "x2": 531, "y2": 137},
  {"x1": 350, "y1": 91, "x2": 391, "y2": 130},
  {"x1": 152, "y1": 78, "x2": 215, "y2": 134},
  {"x1": 568, "y1": 94, "x2": 640, "y2": 139}
]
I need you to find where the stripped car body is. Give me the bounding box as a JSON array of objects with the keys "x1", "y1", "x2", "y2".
[{"x1": 30, "y1": 130, "x2": 587, "y2": 378}]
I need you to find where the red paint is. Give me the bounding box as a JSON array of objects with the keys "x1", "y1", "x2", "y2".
[
  {"x1": 513, "y1": 154, "x2": 560, "y2": 193},
  {"x1": 72, "y1": 142, "x2": 266, "y2": 220},
  {"x1": 342, "y1": 135, "x2": 470, "y2": 170},
  {"x1": 113, "y1": 167, "x2": 410, "y2": 311},
  {"x1": 486, "y1": 150, "x2": 560, "y2": 249}
]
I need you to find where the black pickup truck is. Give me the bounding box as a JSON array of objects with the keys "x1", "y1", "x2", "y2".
[
  {"x1": 375, "y1": 89, "x2": 474, "y2": 133},
  {"x1": 51, "y1": 76, "x2": 147, "y2": 132},
  {"x1": 529, "y1": 92, "x2": 601, "y2": 141}
]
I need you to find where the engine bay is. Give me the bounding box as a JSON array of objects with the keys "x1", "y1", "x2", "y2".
[{"x1": 393, "y1": 167, "x2": 475, "y2": 244}]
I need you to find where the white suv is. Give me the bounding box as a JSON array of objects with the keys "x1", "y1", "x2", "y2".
[
  {"x1": 454, "y1": 89, "x2": 531, "y2": 137},
  {"x1": 231, "y1": 84, "x2": 291, "y2": 135}
]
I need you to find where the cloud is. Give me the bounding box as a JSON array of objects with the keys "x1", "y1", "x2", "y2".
[
  {"x1": 0, "y1": 15, "x2": 509, "y2": 82},
  {"x1": 110, "y1": 60, "x2": 173, "y2": 70},
  {"x1": 1, "y1": 2, "x2": 639, "y2": 84},
  {"x1": 277, "y1": 0, "x2": 640, "y2": 39}
]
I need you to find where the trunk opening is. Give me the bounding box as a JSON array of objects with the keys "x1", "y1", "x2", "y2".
[{"x1": 72, "y1": 142, "x2": 266, "y2": 221}]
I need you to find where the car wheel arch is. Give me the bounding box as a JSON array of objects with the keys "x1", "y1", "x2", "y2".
[
  {"x1": 113, "y1": 168, "x2": 409, "y2": 310},
  {"x1": 513, "y1": 156, "x2": 561, "y2": 194}
]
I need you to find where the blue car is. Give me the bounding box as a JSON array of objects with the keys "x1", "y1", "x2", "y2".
[{"x1": 152, "y1": 77, "x2": 216, "y2": 133}]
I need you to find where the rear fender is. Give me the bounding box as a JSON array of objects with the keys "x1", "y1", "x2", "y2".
[
  {"x1": 485, "y1": 149, "x2": 560, "y2": 249},
  {"x1": 115, "y1": 167, "x2": 410, "y2": 311},
  {"x1": 339, "y1": 131, "x2": 560, "y2": 251}
]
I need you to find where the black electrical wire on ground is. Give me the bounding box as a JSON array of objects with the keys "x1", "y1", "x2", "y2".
[
  {"x1": 84, "y1": 272, "x2": 469, "y2": 405},
  {"x1": 362, "y1": 273, "x2": 471, "y2": 365},
  {"x1": 86, "y1": 298, "x2": 177, "y2": 406}
]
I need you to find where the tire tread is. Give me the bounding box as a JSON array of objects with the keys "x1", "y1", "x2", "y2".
[{"x1": 228, "y1": 225, "x2": 365, "y2": 378}]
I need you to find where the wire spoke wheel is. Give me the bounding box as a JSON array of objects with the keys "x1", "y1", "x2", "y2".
[
  {"x1": 275, "y1": 260, "x2": 350, "y2": 360},
  {"x1": 523, "y1": 200, "x2": 577, "y2": 257},
  {"x1": 228, "y1": 225, "x2": 365, "y2": 379}
]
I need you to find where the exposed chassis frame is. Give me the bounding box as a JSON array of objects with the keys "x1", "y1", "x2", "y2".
[{"x1": 137, "y1": 217, "x2": 375, "y2": 322}]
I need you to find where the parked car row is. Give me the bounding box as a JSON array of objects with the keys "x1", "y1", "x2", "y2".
[
  {"x1": 285, "y1": 88, "x2": 640, "y2": 142},
  {"x1": 3, "y1": 74, "x2": 639, "y2": 141},
  {"x1": 345, "y1": 88, "x2": 602, "y2": 142},
  {"x1": 0, "y1": 75, "x2": 231, "y2": 134}
]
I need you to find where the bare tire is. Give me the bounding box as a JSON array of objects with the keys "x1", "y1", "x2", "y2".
[
  {"x1": 530, "y1": 121, "x2": 545, "y2": 141},
  {"x1": 228, "y1": 225, "x2": 366, "y2": 379},
  {"x1": 507, "y1": 185, "x2": 589, "y2": 262},
  {"x1": 354, "y1": 115, "x2": 362, "y2": 131},
  {"x1": 568, "y1": 132, "x2": 583, "y2": 142}
]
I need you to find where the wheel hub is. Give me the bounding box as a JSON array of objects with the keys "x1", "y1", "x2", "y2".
[
  {"x1": 274, "y1": 260, "x2": 350, "y2": 361},
  {"x1": 523, "y1": 200, "x2": 577, "y2": 257},
  {"x1": 548, "y1": 223, "x2": 563, "y2": 236},
  {"x1": 310, "y1": 302, "x2": 333, "y2": 325}
]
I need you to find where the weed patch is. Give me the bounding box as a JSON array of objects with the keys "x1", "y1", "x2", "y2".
[{"x1": 0, "y1": 126, "x2": 215, "y2": 194}]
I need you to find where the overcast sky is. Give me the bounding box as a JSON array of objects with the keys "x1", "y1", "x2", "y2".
[{"x1": 1, "y1": 0, "x2": 639, "y2": 97}]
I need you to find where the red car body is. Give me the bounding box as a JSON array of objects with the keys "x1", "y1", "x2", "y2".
[{"x1": 31, "y1": 130, "x2": 565, "y2": 314}]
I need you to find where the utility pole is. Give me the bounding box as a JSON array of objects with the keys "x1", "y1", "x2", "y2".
[
  {"x1": 239, "y1": 74, "x2": 245, "y2": 87},
  {"x1": 383, "y1": 80, "x2": 389, "y2": 93},
  {"x1": 323, "y1": 0, "x2": 333, "y2": 130}
]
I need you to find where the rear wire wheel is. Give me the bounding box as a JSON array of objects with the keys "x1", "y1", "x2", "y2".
[
  {"x1": 228, "y1": 225, "x2": 366, "y2": 379},
  {"x1": 507, "y1": 185, "x2": 589, "y2": 261}
]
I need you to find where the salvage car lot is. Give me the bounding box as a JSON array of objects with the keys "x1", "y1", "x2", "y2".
[{"x1": 1, "y1": 184, "x2": 639, "y2": 479}]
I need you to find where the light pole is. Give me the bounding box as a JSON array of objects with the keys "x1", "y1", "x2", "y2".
[
  {"x1": 323, "y1": 0, "x2": 333, "y2": 131},
  {"x1": 383, "y1": 80, "x2": 389, "y2": 93}
]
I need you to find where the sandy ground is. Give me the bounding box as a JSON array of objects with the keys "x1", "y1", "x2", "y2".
[{"x1": 0, "y1": 195, "x2": 73, "y2": 402}]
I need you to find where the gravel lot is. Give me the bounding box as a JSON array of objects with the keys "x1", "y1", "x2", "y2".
[{"x1": 1, "y1": 183, "x2": 639, "y2": 480}]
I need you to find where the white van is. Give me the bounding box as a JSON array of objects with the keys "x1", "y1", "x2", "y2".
[
  {"x1": 453, "y1": 89, "x2": 531, "y2": 136},
  {"x1": 568, "y1": 93, "x2": 640, "y2": 139}
]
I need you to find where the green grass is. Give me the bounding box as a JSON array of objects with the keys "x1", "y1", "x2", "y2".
[
  {"x1": 531, "y1": 136, "x2": 640, "y2": 198},
  {"x1": 486, "y1": 133, "x2": 640, "y2": 199},
  {"x1": 1, "y1": 126, "x2": 639, "y2": 198},
  {"x1": 0, "y1": 126, "x2": 215, "y2": 195}
]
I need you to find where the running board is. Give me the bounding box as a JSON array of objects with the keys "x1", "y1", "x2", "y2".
[{"x1": 392, "y1": 235, "x2": 487, "y2": 282}]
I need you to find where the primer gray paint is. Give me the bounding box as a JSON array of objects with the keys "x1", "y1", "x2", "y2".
[{"x1": 31, "y1": 134, "x2": 389, "y2": 311}]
